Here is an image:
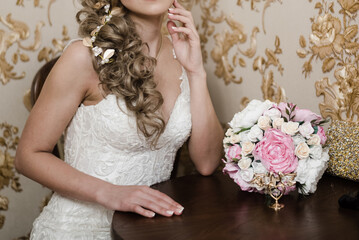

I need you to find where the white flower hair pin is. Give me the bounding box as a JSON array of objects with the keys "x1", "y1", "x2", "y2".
[{"x1": 83, "y1": 3, "x2": 115, "y2": 65}]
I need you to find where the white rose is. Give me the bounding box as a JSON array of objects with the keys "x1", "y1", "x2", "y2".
[
  {"x1": 272, "y1": 118, "x2": 284, "y2": 129},
  {"x1": 238, "y1": 157, "x2": 252, "y2": 169},
  {"x1": 263, "y1": 108, "x2": 281, "y2": 120},
  {"x1": 305, "y1": 165, "x2": 327, "y2": 194},
  {"x1": 307, "y1": 134, "x2": 321, "y2": 145},
  {"x1": 247, "y1": 125, "x2": 263, "y2": 142},
  {"x1": 241, "y1": 141, "x2": 255, "y2": 156},
  {"x1": 295, "y1": 159, "x2": 308, "y2": 184},
  {"x1": 229, "y1": 134, "x2": 241, "y2": 144},
  {"x1": 229, "y1": 99, "x2": 273, "y2": 130},
  {"x1": 225, "y1": 128, "x2": 234, "y2": 137},
  {"x1": 295, "y1": 142, "x2": 310, "y2": 159},
  {"x1": 320, "y1": 148, "x2": 330, "y2": 162},
  {"x1": 239, "y1": 131, "x2": 250, "y2": 143},
  {"x1": 292, "y1": 134, "x2": 306, "y2": 146},
  {"x1": 281, "y1": 121, "x2": 299, "y2": 135},
  {"x1": 310, "y1": 145, "x2": 322, "y2": 160},
  {"x1": 295, "y1": 149, "x2": 329, "y2": 195},
  {"x1": 257, "y1": 116, "x2": 271, "y2": 130},
  {"x1": 298, "y1": 122, "x2": 314, "y2": 138},
  {"x1": 239, "y1": 168, "x2": 254, "y2": 182},
  {"x1": 252, "y1": 160, "x2": 267, "y2": 174}
]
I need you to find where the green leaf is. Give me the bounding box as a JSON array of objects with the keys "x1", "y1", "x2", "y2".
[
  {"x1": 235, "y1": 127, "x2": 251, "y2": 134},
  {"x1": 313, "y1": 126, "x2": 318, "y2": 134},
  {"x1": 283, "y1": 116, "x2": 288, "y2": 122},
  {"x1": 291, "y1": 104, "x2": 297, "y2": 112}
]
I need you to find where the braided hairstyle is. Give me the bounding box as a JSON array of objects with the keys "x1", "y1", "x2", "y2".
[{"x1": 76, "y1": 0, "x2": 165, "y2": 147}]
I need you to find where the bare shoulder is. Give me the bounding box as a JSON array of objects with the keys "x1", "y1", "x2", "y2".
[{"x1": 45, "y1": 40, "x2": 99, "y2": 99}]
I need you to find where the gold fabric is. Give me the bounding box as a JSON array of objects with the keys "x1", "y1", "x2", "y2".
[{"x1": 326, "y1": 120, "x2": 359, "y2": 181}]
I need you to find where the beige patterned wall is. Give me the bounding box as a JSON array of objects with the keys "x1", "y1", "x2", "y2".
[
  {"x1": 1, "y1": 0, "x2": 358, "y2": 238},
  {"x1": 191, "y1": 0, "x2": 359, "y2": 124},
  {"x1": 0, "y1": 1, "x2": 78, "y2": 238}
]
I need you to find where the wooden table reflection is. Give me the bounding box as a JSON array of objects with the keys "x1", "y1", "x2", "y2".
[{"x1": 112, "y1": 173, "x2": 359, "y2": 240}]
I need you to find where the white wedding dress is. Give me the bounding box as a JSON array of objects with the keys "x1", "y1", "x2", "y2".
[{"x1": 30, "y1": 44, "x2": 192, "y2": 239}]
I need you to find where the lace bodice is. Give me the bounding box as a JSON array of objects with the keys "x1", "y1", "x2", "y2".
[{"x1": 30, "y1": 67, "x2": 192, "y2": 239}]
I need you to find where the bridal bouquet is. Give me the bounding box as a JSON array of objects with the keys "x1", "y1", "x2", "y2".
[{"x1": 223, "y1": 100, "x2": 329, "y2": 195}]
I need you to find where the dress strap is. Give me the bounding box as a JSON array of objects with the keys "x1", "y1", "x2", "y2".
[
  {"x1": 63, "y1": 38, "x2": 83, "y2": 52},
  {"x1": 166, "y1": 35, "x2": 177, "y2": 59}
]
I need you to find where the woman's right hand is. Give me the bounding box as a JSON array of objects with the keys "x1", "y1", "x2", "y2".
[{"x1": 97, "y1": 184, "x2": 184, "y2": 218}]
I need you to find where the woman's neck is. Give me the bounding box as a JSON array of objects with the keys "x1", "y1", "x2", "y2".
[{"x1": 128, "y1": 13, "x2": 164, "y2": 58}]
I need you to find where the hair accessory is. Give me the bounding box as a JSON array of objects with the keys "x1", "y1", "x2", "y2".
[{"x1": 83, "y1": 3, "x2": 115, "y2": 65}]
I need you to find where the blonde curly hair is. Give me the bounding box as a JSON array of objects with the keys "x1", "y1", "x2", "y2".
[{"x1": 76, "y1": 0, "x2": 165, "y2": 147}]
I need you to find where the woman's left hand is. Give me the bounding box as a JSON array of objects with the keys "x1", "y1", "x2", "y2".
[{"x1": 167, "y1": 0, "x2": 204, "y2": 76}]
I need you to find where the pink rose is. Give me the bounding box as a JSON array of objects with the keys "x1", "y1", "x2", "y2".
[
  {"x1": 222, "y1": 161, "x2": 255, "y2": 192},
  {"x1": 252, "y1": 128, "x2": 298, "y2": 173},
  {"x1": 316, "y1": 126, "x2": 327, "y2": 145},
  {"x1": 222, "y1": 161, "x2": 240, "y2": 179},
  {"x1": 225, "y1": 144, "x2": 242, "y2": 162},
  {"x1": 293, "y1": 109, "x2": 322, "y2": 124},
  {"x1": 277, "y1": 102, "x2": 322, "y2": 124}
]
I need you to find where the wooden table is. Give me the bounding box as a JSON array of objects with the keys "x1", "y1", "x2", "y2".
[{"x1": 112, "y1": 173, "x2": 359, "y2": 240}]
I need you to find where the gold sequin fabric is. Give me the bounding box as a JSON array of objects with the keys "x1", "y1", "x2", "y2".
[{"x1": 326, "y1": 120, "x2": 359, "y2": 181}]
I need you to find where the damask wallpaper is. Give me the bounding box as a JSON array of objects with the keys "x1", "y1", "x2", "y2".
[
  {"x1": 0, "y1": 1, "x2": 78, "y2": 238},
  {"x1": 1, "y1": 0, "x2": 358, "y2": 238}
]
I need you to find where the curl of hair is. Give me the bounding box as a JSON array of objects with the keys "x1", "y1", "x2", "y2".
[{"x1": 76, "y1": 0, "x2": 165, "y2": 147}]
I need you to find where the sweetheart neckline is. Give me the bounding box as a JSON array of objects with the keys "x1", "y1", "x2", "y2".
[{"x1": 79, "y1": 67, "x2": 187, "y2": 128}]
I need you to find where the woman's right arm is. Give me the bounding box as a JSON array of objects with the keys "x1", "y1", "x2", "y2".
[{"x1": 15, "y1": 42, "x2": 183, "y2": 217}]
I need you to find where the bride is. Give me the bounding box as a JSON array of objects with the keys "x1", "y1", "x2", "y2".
[{"x1": 15, "y1": 0, "x2": 223, "y2": 238}]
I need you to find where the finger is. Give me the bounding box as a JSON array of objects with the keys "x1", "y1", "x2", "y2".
[
  {"x1": 143, "y1": 187, "x2": 184, "y2": 215},
  {"x1": 168, "y1": 13, "x2": 195, "y2": 30},
  {"x1": 133, "y1": 205, "x2": 156, "y2": 218},
  {"x1": 167, "y1": 21, "x2": 180, "y2": 42},
  {"x1": 145, "y1": 188, "x2": 183, "y2": 210},
  {"x1": 138, "y1": 198, "x2": 177, "y2": 217},
  {"x1": 168, "y1": 7, "x2": 193, "y2": 20},
  {"x1": 171, "y1": 26, "x2": 197, "y2": 42}
]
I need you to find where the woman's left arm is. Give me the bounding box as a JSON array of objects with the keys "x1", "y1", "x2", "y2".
[{"x1": 167, "y1": 0, "x2": 224, "y2": 176}]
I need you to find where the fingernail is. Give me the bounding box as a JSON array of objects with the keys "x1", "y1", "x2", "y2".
[
  {"x1": 171, "y1": 26, "x2": 177, "y2": 30},
  {"x1": 150, "y1": 212, "x2": 156, "y2": 217},
  {"x1": 168, "y1": 8, "x2": 174, "y2": 12},
  {"x1": 168, "y1": 12, "x2": 174, "y2": 16},
  {"x1": 166, "y1": 210, "x2": 174, "y2": 215},
  {"x1": 177, "y1": 206, "x2": 184, "y2": 213}
]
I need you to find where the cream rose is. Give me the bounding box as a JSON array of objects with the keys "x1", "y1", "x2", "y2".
[
  {"x1": 241, "y1": 141, "x2": 255, "y2": 156},
  {"x1": 238, "y1": 157, "x2": 252, "y2": 170},
  {"x1": 273, "y1": 118, "x2": 284, "y2": 129},
  {"x1": 225, "y1": 128, "x2": 234, "y2": 137},
  {"x1": 223, "y1": 137, "x2": 231, "y2": 145},
  {"x1": 307, "y1": 134, "x2": 321, "y2": 145},
  {"x1": 257, "y1": 116, "x2": 271, "y2": 130},
  {"x1": 229, "y1": 134, "x2": 241, "y2": 144},
  {"x1": 281, "y1": 122, "x2": 299, "y2": 135},
  {"x1": 295, "y1": 142, "x2": 310, "y2": 159}
]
